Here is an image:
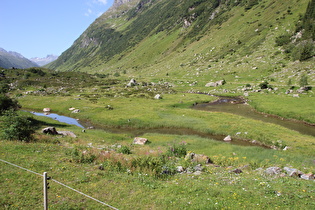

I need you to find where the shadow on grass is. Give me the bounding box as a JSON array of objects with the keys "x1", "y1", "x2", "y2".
[{"x1": 30, "y1": 117, "x2": 70, "y2": 129}]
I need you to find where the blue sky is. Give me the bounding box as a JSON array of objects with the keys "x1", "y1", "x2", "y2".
[{"x1": 0, "y1": 0, "x2": 114, "y2": 59}]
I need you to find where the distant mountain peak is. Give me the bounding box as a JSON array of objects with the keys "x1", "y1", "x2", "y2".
[{"x1": 30, "y1": 54, "x2": 59, "y2": 66}]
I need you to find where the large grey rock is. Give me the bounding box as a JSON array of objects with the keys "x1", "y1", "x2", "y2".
[
  {"x1": 283, "y1": 167, "x2": 303, "y2": 177},
  {"x1": 300, "y1": 173, "x2": 314, "y2": 180},
  {"x1": 58, "y1": 131, "x2": 77, "y2": 138},
  {"x1": 42, "y1": 127, "x2": 58, "y2": 135},
  {"x1": 264, "y1": 167, "x2": 282, "y2": 175},
  {"x1": 185, "y1": 152, "x2": 212, "y2": 164},
  {"x1": 43, "y1": 108, "x2": 51, "y2": 112},
  {"x1": 133, "y1": 137, "x2": 148, "y2": 145}
]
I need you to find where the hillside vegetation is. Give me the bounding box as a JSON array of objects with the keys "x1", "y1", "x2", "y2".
[
  {"x1": 47, "y1": 0, "x2": 314, "y2": 86},
  {"x1": 1, "y1": 0, "x2": 315, "y2": 209}
]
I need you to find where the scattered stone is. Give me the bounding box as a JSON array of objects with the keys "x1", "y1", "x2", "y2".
[
  {"x1": 205, "y1": 80, "x2": 225, "y2": 87},
  {"x1": 154, "y1": 94, "x2": 162, "y2": 99},
  {"x1": 232, "y1": 168, "x2": 243, "y2": 174},
  {"x1": 283, "y1": 146, "x2": 290, "y2": 151},
  {"x1": 283, "y1": 167, "x2": 303, "y2": 177},
  {"x1": 193, "y1": 171, "x2": 202, "y2": 175},
  {"x1": 42, "y1": 127, "x2": 58, "y2": 135},
  {"x1": 224, "y1": 135, "x2": 232, "y2": 142},
  {"x1": 264, "y1": 167, "x2": 282, "y2": 175},
  {"x1": 43, "y1": 108, "x2": 51, "y2": 112},
  {"x1": 69, "y1": 107, "x2": 76, "y2": 111},
  {"x1": 292, "y1": 94, "x2": 300, "y2": 98},
  {"x1": 300, "y1": 173, "x2": 314, "y2": 180},
  {"x1": 176, "y1": 166, "x2": 185, "y2": 173},
  {"x1": 133, "y1": 137, "x2": 148, "y2": 145},
  {"x1": 106, "y1": 105, "x2": 113, "y2": 110},
  {"x1": 194, "y1": 164, "x2": 204, "y2": 172},
  {"x1": 72, "y1": 109, "x2": 80, "y2": 113},
  {"x1": 127, "y1": 78, "x2": 137, "y2": 87},
  {"x1": 58, "y1": 131, "x2": 77, "y2": 138},
  {"x1": 185, "y1": 152, "x2": 213, "y2": 164},
  {"x1": 98, "y1": 164, "x2": 104, "y2": 170}
]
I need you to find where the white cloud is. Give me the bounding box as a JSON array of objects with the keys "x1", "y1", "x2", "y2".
[
  {"x1": 84, "y1": 9, "x2": 93, "y2": 17},
  {"x1": 95, "y1": 0, "x2": 108, "y2": 5},
  {"x1": 84, "y1": 0, "x2": 108, "y2": 17}
]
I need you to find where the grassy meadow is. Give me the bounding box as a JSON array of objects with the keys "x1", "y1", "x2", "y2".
[{"x1": 1, "y1": 68, "x2": 314, "y2": 209}]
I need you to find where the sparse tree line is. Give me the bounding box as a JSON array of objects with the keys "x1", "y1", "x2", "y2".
[{"x1": 276, "y1": 0, "x2": 315, "y2": 61}]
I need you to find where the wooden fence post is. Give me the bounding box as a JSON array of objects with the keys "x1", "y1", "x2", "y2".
[{"x1": 43, "y1": 172, "x2": 48, "y2": 210}]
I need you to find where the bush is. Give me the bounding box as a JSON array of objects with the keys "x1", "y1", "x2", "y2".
[
  {"x1": 291, "y1": 39, "x2": 315, "y2": 61},
  {"x1": 275, "y1": 34, "x2": 292, "y2": 46},
  {"x1": 0, "y1": 111, "x2": 35, "y2": 142},
  {"x1": 166, "y1": 143, "x2": 187, "y2": 158},
  {"x1": 117, "y1": 145, "x2": 132, "y2": 154},
  {"x1": 299, "y1": 74, "x2": 309, "y2": 87},
  {"x1": 259, "y1": 81, "x2": 272, "y2": 89},
  {"x1": 0, "y1": 94, "x2": 20, "y2": 115}
]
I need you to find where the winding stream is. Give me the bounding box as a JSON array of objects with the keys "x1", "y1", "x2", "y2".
[
  {"x1": 29, "y1": 96, "x2": 315, "y2": 148},
  {"x1": 193, "y1": 97, "x2": 315, "y2": 137}
]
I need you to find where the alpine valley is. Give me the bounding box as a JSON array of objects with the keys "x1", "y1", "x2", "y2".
[{"x1": 1, "y1": 0, "x2": 315, "y2": 209}]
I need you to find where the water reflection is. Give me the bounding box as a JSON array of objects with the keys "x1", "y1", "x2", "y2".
[{"x1": 31, "y1": 112, "x2": 84, "y2": 128}]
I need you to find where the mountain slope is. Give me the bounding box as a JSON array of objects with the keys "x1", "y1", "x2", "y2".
[
  {"x1": 47, "y1": 0, "x2": 313, "y2": 84},
  {"x1": 0, "y1": 48, "x2": 39, "y2": 69}
]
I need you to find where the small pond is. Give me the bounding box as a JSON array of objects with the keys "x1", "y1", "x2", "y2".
[{"x1": 31, "y1": 111, "x2": 85, "y2": 128}]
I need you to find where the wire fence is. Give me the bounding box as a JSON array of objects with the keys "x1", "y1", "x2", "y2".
[{"x1": 0, "y1": 158, "x2": 119, "y2": 210}]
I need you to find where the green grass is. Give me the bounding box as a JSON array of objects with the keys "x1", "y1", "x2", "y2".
[
  {"x1": 1, "y1": 130, "x2": 314, "y2": 209},
  {"x1": 248, "y1": 92, "x2": 315, "y2": 124}
]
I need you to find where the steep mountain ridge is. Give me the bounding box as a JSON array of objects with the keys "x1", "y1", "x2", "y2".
[
  {"x1": 47, "y1": 0, "x2": 314, "y2": 85},
  {"x1": 0, "y1": 48, "x2": 39, "y2": 69}
]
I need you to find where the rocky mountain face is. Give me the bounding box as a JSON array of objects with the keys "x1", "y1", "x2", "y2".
[
  {"x1": 0, "y1": 48, "x2": 39, "y2": 69},
  {"x1": 46, "y1": 0, "x2": 314, "y2": 83},
  {"x1": 30, "y1": 55, "x2": 59, "y2": 66}
]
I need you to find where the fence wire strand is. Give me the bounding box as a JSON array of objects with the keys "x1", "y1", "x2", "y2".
[{"x1": 0, "y1": 158, "x2": 119, "y2": 209}]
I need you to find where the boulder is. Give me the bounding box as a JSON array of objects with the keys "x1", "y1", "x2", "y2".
[
  {"x1": 127, "y1": 78, "x2": 137, "y2": 87},
  {"x1": 224, "y1": 135, "x2": 232, "y2": 142},
  {"x1": 185, "y1": 152, "x2": 212, "y2": 164},
  {"x1": 205, "y1": 80, "x2": 225, "y2": 87},
  {"x1": 194, "y1": 164, "x2": 204, "y2": 172},
  {"x1": 205, "y1": 82, "x2": 218, "y2": 87},
  {"x1": 176, "y1": 166, "x2": 185, "y2": 173},
  {"x1": 42, "y1": 127, "x2": 58, "y2": 135},
  {"x1": 283, "y1": 167, "x2": 303, "y2": 177},
  {"x1": 72, "y1": 109, "x2": 80, "y2": 113},
  {"x1": 300, "y1": 173, "x2": 314, "y2": 180},
  {"x1": 133, "y1": 137, "x2": 148, "y2": 145},
  {"x1": 43, "y1": 108, "x2": 51, "y2": 112},
  {"x1": 154, "y1": 94, "x2": 162, "y2": 100},
  {"x1": 264, "y1": 167, "x2": 282, "y2": 175},
  {"x1": 58, "y1": 131, "x2": 77, "y2": 138}
]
